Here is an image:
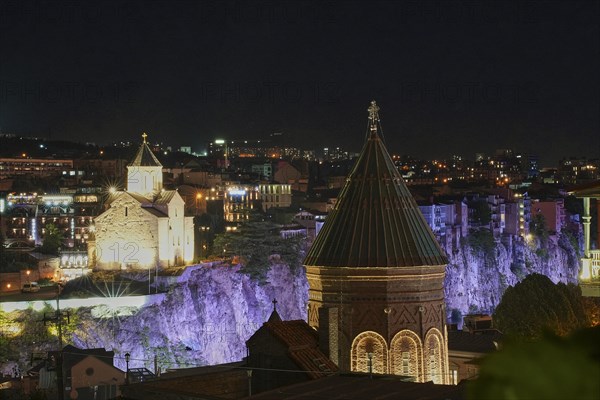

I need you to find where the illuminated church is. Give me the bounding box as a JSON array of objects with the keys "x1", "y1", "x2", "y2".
[
  {"x1": 92, "y1": 134, "x2": 195, "y2": 270},
  {"x1": 304, "y1": 102, "x2": 450, "y2": 383}
]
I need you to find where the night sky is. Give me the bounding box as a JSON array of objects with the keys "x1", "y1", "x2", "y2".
[{"x1": 0, "y1": 0, "x2": 598, "y2": 165}]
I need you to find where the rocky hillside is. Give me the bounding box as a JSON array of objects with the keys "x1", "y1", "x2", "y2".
[
  {"x1": 1, "y1": 232, "x2": 581, "y2": 375},
  {"x1": 71, "y1": 262, "x2": 309, "y2": 371},
  {"x1": 444, "y1": 231, "x2": 581, "y2": 322}
]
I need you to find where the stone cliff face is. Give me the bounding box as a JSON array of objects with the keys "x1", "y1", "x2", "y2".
[
  {"x1": 2, "y1": 233, "x2": 580, "y2": 376},
  {"x1": 444, "y1": 232, "x2": 581, "y2": 320},
  {"x1": 72, "y1": 262, "x2": 309, "y2": 371}
]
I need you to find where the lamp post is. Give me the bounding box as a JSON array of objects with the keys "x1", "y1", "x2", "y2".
[
  {"x1": 26, "y1": 269, "x2": 31, "y2": 283},
  {"x1": 247, "y1": 369, "x2": 253, "y2": 397},
  {"x1": 125, "y1": 353, "x2": 130, "y2": 385},
  {"x1": 367, "y1": 352, "x2": 373, "y2": 378},
  {"x1": 195, "y1": 193, "x2": 202, "y2": 215},
  {"x1": 200, "y1": 226, "x2": 210, "y2": 258}
]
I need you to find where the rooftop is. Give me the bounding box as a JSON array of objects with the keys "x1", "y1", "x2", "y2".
[
  {"x1": 304, "y1": 102, "x2": 447, "y2": 268},
  {"x1": 128, "y1": 135, "x2": 163, "y2": 167},
  {"x1": 246, "y1": 373, "x2": 466, "y2": 400}
]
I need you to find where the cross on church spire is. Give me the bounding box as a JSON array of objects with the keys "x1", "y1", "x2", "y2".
[
  {"x1": 142, "y1": 132, "x2": 148, "y2": 143},
  {"x1": 272, "y1": 298, "x2": 278, "y2": 311}
]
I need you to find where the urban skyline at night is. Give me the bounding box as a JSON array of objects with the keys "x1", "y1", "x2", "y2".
[
  {"x1": 1, "y1": 1, "x2": 598, "y2": 166},
  {"x1": 1, "y1": 1, "x2": 599, "y2": 399}
]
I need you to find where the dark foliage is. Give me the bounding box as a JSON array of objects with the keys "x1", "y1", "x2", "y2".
[
  {"x1": 468, "y1": 326, "x2": 600, "y2": 400},
  {"x1": 211, "y1": 211, "x2": 305, "y2": 282},
  {"x1": 493, "y1": 273, "x2": 589, "y2": 339},
  {"x1": 40, "y1": 223, "x2": 63, "y2": 255}
]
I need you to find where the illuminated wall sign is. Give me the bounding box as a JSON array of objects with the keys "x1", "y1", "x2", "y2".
[{"x1": 228, "y1": 189, "x2": 246, "y2": 196}]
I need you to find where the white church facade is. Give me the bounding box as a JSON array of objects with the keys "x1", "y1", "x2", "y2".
[{"x1": 92, "y1": 134, "x2": 195, "y2": 270}]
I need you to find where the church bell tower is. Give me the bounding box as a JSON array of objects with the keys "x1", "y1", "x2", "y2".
[{"x1": 127, "y1": 133, "x2": 164, "y2": 198}]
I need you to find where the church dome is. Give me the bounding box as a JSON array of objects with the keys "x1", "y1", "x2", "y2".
[{"x1": 304, "y1": 101, "x2": 447, "y2": 268}]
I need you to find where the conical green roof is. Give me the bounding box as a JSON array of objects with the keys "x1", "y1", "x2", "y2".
[
  {"x1": 304, "y1": 101, "x2": 447, "y2": 268},
  {"x1": 128, "y1": 134, "x2": 162, "y2": 167}
]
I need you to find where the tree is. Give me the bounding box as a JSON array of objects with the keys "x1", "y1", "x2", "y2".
[
  {"x1": 469, "y1": 199, "x2": 491, "y2": 225},
  {"x1": 493, "y1": 273, "x2": 589, "y2": 339},
  {"x1": 211, "y1": 211, "x2": 305, "y2": 281},
  {"x1": 467, "y1": 228, "x2": 496, "y2": 256},
  {"x1": 530, "y1": 213, "x2": 549, "y2": 241},
  {"x1": 468, "y1": 326, "x2": 600, "y2": 400},
  {"x1": 40, "y1": 223, "x2": 63, "y2": 255}
]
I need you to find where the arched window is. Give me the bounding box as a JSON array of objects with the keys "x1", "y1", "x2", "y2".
[
  {"x1": 390, "y1": 330, "x2": 423, "y2": 382},
  {"x1": 424, "y1": 328, "x2": 447, "y2": 384},
  {"x1": 351, "y1": 331, "x2": 388, "y2": 374}
]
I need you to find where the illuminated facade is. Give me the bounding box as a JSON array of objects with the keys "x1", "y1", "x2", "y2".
[
  {"x1": 2, "y1": 192, "x2": 99, "y2": 248},
  {"x1": 93, "y1": 135, "x2": 195, "y2": 270},
  {"x1": 224, "y1": 186, "x2": 259, "y2": 223},
  {"x1": 0, "y1": 157, "x2": 73, "y2": 179},
  {"x1": 569, "y1": 182, "x2": 600, "y2": 297},
  {"x1": 258, "y1": 183, "x2": 292, "y2": 211},
  {"x1": 304, "y1": 102, "x2": 450, "y2": 383}
]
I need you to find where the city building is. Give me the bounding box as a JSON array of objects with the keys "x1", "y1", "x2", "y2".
[
  {"x1": 72, "y1": 158, "x2": 127, "y2": 180},
  {"x1": 447, "y1": 322, "x2": 502, "y2": 384},
  {"x1": 530, "y1": 199, "x2": 566, "y2": 234},
  {"x1": 258, "y1": 183, "x2": 292, "y2": 211},
  {"x1": 2, "y1": 191, "x2": 100, "y2": 249},
  {"x1": 93, "y1": 134, "x2": 195, "y2": 270},
  {"x1": 0, "y1": 157, "x2": 73, "y2": 179},
  {"x1": 223, "y1": 185, "x2": 260, "y2": 223},
  {"x1": 559, "y1": 158, "x2": 599, "y2": 185},
  {"x1": 487, "y1": 195, "x2": 506, "y2": 236},
  {"x1": 26, "y1": 345, "x2": 125, "y2": 399},
  {"x1": 568, "y1": 181, "x2": 600, "y2": 297},
  {"x1": 304, "y1": 102, "x2": 450, "y2": 383},
  {"x1": 251, "y1": 163, "x2": 273, "y2": 181}
]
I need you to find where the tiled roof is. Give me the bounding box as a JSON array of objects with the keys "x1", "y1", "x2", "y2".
[
  {"x1": 288, "y1": 348, "x2": 336, "y2": 379},
  {"x1": 263, "y1": 320, "x2": 318, "y2": 350},
  {"x1": 122, "y1": 191, "x2": 172, "y2": 218},
  {"x1": 126, "y1": 191, "x2": 153, "y2": 205},
  {"x1": 154, "y1": 190, "x2": 177, "y2": 205},
  {"x1": 121, "y1": 364, "x2": 248, "y2": 400},
  {"x1": 304, "y1": 102, "x2": 447, "y2": 268},
  {"x1": 246, "y1": 373, "x2": 466, "y2": 400},
  {"x1": 447, "y1": 330, "x2": 503, "y2": 354},
  {"x1": 129, "y1": 142, "x2": 162, "y2": 167},
  {"x1": 141, "y1": 206, "x2": 168, "y2": 218},
  {"x1": 255, "y1": 319, "x2": 338, "y2": 378}
]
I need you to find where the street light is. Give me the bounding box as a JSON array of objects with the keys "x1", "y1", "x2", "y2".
[
  {"x1": 125, "y1": 353, "x2": 130, "y2": 384},
  {"x1": 195, "y1": 193, "x2": 203, "y2": 215},
  {"x1": 247, "y1": 369, "x2": 253, "y2": 397}
]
